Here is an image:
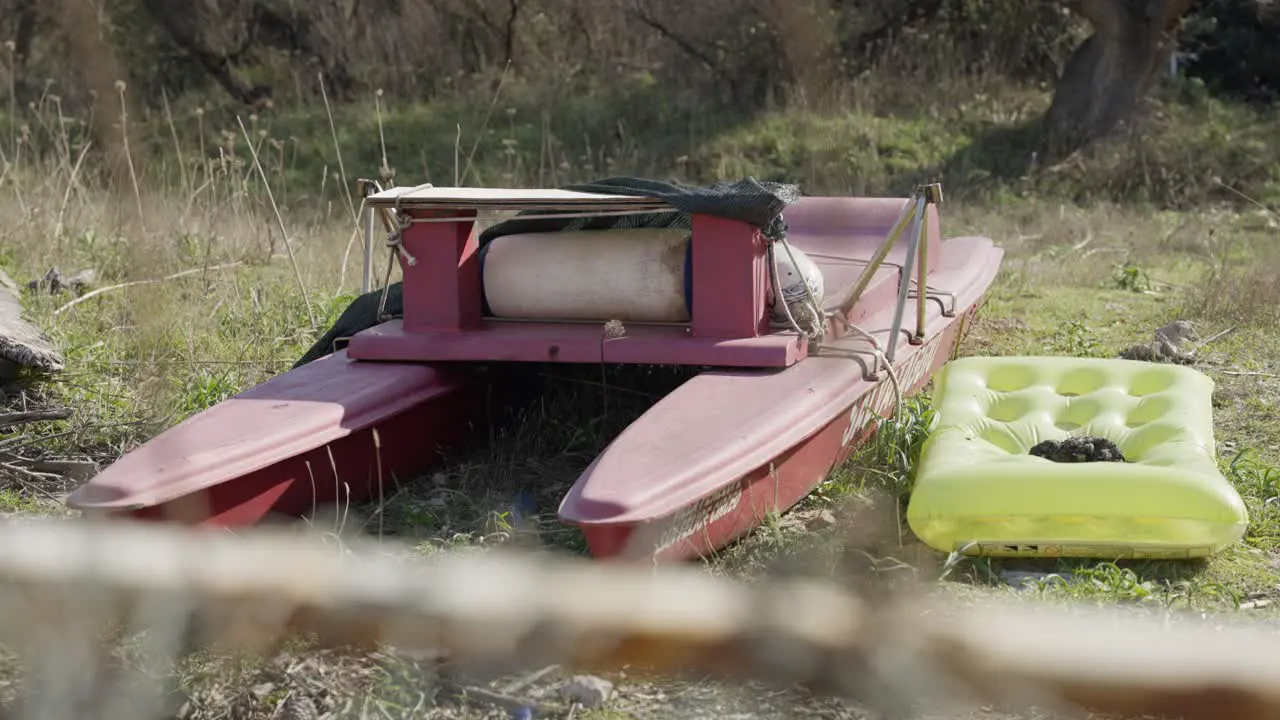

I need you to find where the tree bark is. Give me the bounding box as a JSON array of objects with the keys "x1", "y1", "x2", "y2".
[{"x1": 1043, "y1": 0, "x2": 1193, "y2": 161}]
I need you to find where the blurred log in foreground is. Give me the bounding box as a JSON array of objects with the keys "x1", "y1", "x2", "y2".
[{"x1": 0, "y1": 518, "x2": 1278, "y2": 719}]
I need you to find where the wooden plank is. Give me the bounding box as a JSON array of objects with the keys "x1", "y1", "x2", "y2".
[
  {"x1": 367, "y1": 185, "x2": 671, "y2": 211},
  {"x1": 0, "y1": 267, "x2": 63, "y2": 376}
]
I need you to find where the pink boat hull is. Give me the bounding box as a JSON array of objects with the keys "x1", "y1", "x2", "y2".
[
  {"x1": 66, "y1": 350, "x2": 494, "y2": 526},
  {"x1": 567, "y1": 299, "x2": 985, "y2": 561},
  {"x1": 558, "y1": 230, "x2": 1004, "y2": 562}
]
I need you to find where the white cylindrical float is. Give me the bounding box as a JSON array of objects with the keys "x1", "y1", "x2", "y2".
[
  {"x1": 480, "y1": 228, "x2": 693, "y2": 323},
  {"x1": 769, "y1": 242, "x2": 825, "y2": 326}
]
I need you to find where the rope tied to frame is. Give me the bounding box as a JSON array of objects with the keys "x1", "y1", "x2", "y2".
[
  {"x1": 386, "y1": 210, "x2": 416, "y2": 267},
  {"x1": 372, "y1": 184, "x2": 425, "y2": 323},
  {"x1": 790, "y1": 186, "x2": 944, "y2": 426},
  {"x1": 765, "y1": 230, "x2": 905, "y2": 426}
]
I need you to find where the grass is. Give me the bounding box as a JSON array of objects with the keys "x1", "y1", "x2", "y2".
[{"x1": 4, "y1": 73, "x2": 1280, "y2": 717}]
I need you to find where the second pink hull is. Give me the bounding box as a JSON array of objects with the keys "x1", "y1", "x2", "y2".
[
  {"x1": 560, "y1": 232, "x2": 1004, "y2": 562},
  {"x1": 576, "y1": 299, "x2": 982, "y2": 561}
]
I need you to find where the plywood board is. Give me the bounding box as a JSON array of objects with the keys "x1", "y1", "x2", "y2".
[{"x1": 367, "y1": 184, "x2": 672, "y2": 212}]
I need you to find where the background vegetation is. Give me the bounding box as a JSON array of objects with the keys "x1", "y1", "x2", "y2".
[{"x1": 0, "y1": 0, "x2": 1276, "y2": 207}]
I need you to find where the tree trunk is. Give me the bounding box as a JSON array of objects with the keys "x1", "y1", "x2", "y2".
[
  {"x1": 1043, "y1": 0, "x2": 1193, "y2": 161},
  {"x1": 56, "y1": 0, "x2": 147, "y2": 189},
  {"x1": 761, "y1": 0, "x2": 839, "y2": 110}
]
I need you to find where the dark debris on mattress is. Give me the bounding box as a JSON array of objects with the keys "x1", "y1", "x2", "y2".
[{"x1": 1029, "y1": 436, "x2": 1126, "y2": 463}]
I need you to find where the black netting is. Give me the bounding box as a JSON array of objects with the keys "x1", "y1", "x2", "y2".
[
  {"x1": 293, "y1": 283, "x2": 403, "y2": 369},
  {"x1": 478, "y1": 176, "x2": 801, "y2": 246},
  {"x1": 293, "y1": 176, "x2": 801, "y2": 368}
]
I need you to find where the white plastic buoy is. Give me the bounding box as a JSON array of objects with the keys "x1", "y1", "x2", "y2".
[
  {"x1": 770, "y1": 242, "x2": 824, "y2": 326},
  {"x1": 481, "y1": 228, "x2": 692, "y2": 323}
]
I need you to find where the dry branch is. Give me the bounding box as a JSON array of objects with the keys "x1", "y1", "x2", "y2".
[
  {"x1": 0, "y1": 520, "x2": 1279, "y2": 718},
  {"x1": 0, "y1": 408, "x2": 72, "y2": 429},
  {"x1": 51, "y1": 262, "x2": 246, "y2": 318}
]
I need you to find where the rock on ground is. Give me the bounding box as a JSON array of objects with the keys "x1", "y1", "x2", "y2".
[{"x1": 558, "y1": 675, "x2": 614, "y2": 708}]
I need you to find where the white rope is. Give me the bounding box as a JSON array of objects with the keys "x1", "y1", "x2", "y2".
[
  {"x1": 369, "y1": 207, "x2": 416, "y2": 322},
  {"x1": 767, "y1": 241, "x2": 809, "y2": 340},
  {"x1": 384, "y1": 209, "x2": 416, "y2": 266},
  {"x1": 830, "y1": 312, "x2": 905, "y2": 423},
  {"x1": 764, "y1": 231, "x2": 904, "y2": 423},
  {"x1": 777, "y1": 233, "x2": 826, "y2": 339},
  {"x1": 818, "y1": 190, "x2": 939, "y2": 424},
  {"x1": 767, "y1": 212, "x2": 825, "y2": 344}
]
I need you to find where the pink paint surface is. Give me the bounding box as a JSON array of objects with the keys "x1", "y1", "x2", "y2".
[{"x1": 66, "y1": 350, "x2": 489, "y2": 525}]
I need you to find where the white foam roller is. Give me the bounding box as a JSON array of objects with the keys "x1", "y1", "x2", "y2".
[{"x1": 481, "y1": 228, "x2": 692, "y2": 323}]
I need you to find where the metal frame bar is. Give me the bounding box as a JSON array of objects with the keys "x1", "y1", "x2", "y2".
[
  {"x1": 835, "y1": 193, "x2": 919, "y2": 317},
  {"x1": 915, "y1": 183, "x2": 944, "y2": 339},
  {"x1": 356, "y1": 178, "x2": 384, "y2": 294},
  {"x1": 833, "y1": 183, "x2": 943, "y2": 363},
  {"x1": 886, "y1": 196, "x2": 925, "y2": 364},
  {"x1": 352, "y1": 178, "x2": 948, "y2": 355},
  {"x1": 910, "y1": 285, "x2": 957, "y2": 317},
  {"x1": 403, "y1": 208, "x2": 680, "y2": 224},
  {"x1": 914, "y1": 211, "x2": 928, "y2": 343}
]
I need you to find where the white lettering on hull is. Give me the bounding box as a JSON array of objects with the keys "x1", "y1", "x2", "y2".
[
  {"x1": 651, "y1": 482, "x2": 744, "y2": 555},
  {"x1": 647, "y1": 301, "x2": 982, "y2": 558}
]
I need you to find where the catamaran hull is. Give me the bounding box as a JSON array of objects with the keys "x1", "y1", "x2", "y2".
[
  {"x1": 571, "y1": 296, "x2": 987, "y2": 562},
  {"x1": 66, "y1": 349, "x2": 501, "y2": 527},
  {"x1": 119, "y1": 392, "x2": 481, "y2": 526}
]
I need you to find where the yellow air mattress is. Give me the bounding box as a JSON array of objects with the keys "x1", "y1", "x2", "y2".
[{"x1": 906, "y1": 356, "x2": 1249, "y2": 559}]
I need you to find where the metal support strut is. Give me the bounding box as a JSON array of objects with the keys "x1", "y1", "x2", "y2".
[
  {"x1": 833, "y1": 183, "x2": 944, "y2": 364},
  {"x1": 356, "y1": 178, "x2": 383, "y2": 294}
]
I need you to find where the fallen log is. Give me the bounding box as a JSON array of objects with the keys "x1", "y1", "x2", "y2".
[
  {"x1": 0, "y1": 408, "x2": 73, "y2": 429},
  {"x1": 0, "y1": 268, "x2": 63, "y2": 376}
]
